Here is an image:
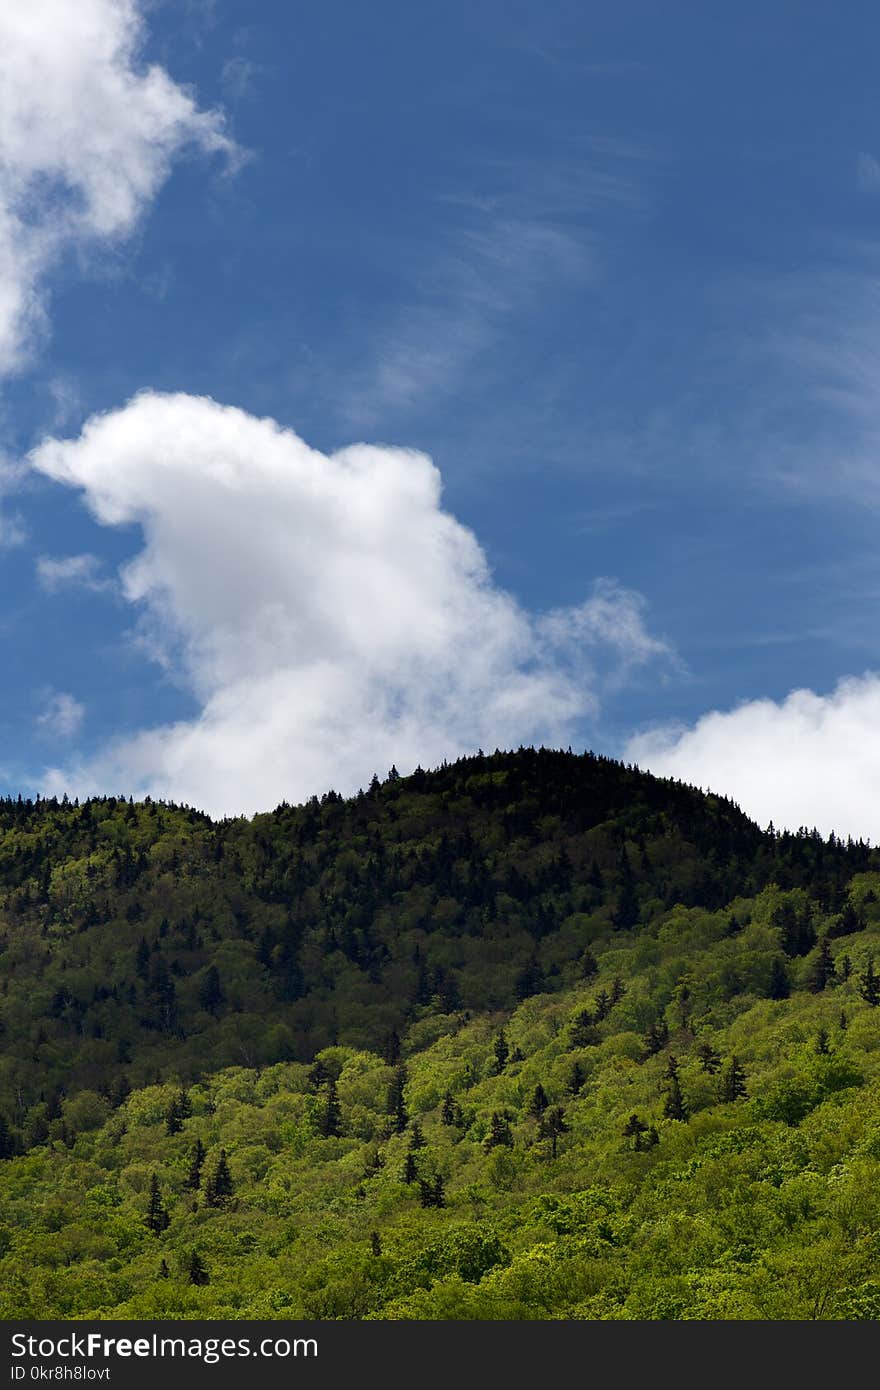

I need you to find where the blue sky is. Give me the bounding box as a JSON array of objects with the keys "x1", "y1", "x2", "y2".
[{"x1": 3, "y1": 0, "x2": 880, "y2": 834}]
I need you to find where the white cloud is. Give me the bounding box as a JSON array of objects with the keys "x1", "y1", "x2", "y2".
[
  {"x1": 29, "y1": 390, "x2": 672, "y2": 815},
  {"x1": 626, "y1": 673, "x2": 880, "y2": 841},
  {"x1": 0, "y1": 0, "x2": 234, "y2": 375},
  {"x1": 36, "y1": 690, "x2": 85, "y2": 739},
  {"x1": 36, "y1": 552, "x2": 110, "y2": 593}
]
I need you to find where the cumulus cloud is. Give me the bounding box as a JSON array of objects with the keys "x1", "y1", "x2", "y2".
[
  {"x1": 626, "y1": 673, "x2": 880, "y2": 842},
  {"x1": 36, "y1": 690, "x2": 85, "y2": 739},
  {"x1": 29, "y1": 391, "x2": 672, "y2": 815},
  {"x1": 0, "y1": 0, "x2": 234, "y2": 375}
]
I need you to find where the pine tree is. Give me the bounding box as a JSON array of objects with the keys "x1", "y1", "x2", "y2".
[
  {"x1": 403, "y1": 1151, "x2": 418, "y2": 1184},
  {"x1": 570, "y1": 1008, "x2": 598, "y2": 1048},
  {"x1": 696, "y1": 1041, "x2": 721, "y2": 1074},
  {"x1": 145, "y1": 1173, "x2": 170, "y2": 1235},
  {"x1": 569, "y1": 1061, "x2": 586, "y2": 1094},
  {"x1": 159, "y1": 1259, "x2": 170, "y2": 1279},
  {"x1": 859, "y1": 956, "x2": 880, "y2": 1007},
  {"x1": 204, "y1": 1149, "x2": 234, "y2": 1207},
  {"x1": 484, "y1": 1111, "x2": 513, "y2": 1150},
  {"x1": 815, "y1": 1027, "x2": 830, "y2": 1055},
  {"x1": 187, "y1": 1251, "x2": 209, "y2": 1286},
  {"x1": 387, "y1": 1064, "x2": 408, "y2": 1133},
  {"x1": 186, "y1": 1138, "x2": 206, "y2": 1190},
  {"x1": 441, "y1": 1090, "x2": 457, "y2": 1125},
  {"x1": 408, "y1": 1121, "x2": 425, "y2": 1149},
  {"x1": 809, "y1": 938, "x2": 835, "y2": 993},
  {"x1": 718, "y1": 1055, "x2": 748, "y2": 1102},
  {"x1": 370, "y1": 1231, "x2": 382, "y2": 1257},
  {"x1": 318, "y1": 1079, "x2": 342, "y2": 1138},
  {"x1": 529, "y1": 1083, "x2": 549, "y2": 1119},
  {"x1": 622, "y1": 1113, "x2": 648, "y2": 1150},
  {"x1": 492, "y1": 1030, "x2": 510, "y2": 1074},
  {"x1": 663, "y1": 1071, "x2": 688, "y2": 1122}
]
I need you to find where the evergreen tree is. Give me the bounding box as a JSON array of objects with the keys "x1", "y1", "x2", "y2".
[
  {"x1": 808, "y1": 938, "x2": 835, "y2": 993},
  {"x1": 569, "y1": 1061, "x2": 586, "y2": 1094},
  {"x1": 370, "y1": 1231, "x2": 382, "y2": 1257},
  {"x1": 529, "y1": 1083, "x2": 549, "y2": 1119},
  {"x1": 145, "y1": 1173, "x2": 170, "y2": 1235},
  {"x1": 204, "y1": 1149, "x2": 234, "y2": 1207},
  {"x1": 484, "y1": 1111, "x2": 513, "y2": 1150},
  {"x1": 696, "y1": 1041, "x2": 721, "y2": 1074},
  {"x1": 186, "y1": 1138, "x2": 206, "y2": 1191},
  {"x1": 859, "y1": 956, "x2": 880, "y2": 1007},
  {"x1": 622, "y1": 1113, "x2": 648, "y2": 1150},
  {"x1": 187, "y1": 1251, "x2": 209, "y2": 1286},
  {"x1": 387, "y1": 1064, "x2": 408, "y2": 1133},
  {"x1": 492, "y1": 1030, "x2": 510, "y2": 1074},
  {"x1": 441, "y1": 1090, "x2": 457, "y2": 1125},
  {"x1": 718, "y1": 1055, "x2": 748, "y2": 1102},
  {"x1": 663, "y1": 1071, "x2": 688, "y2": 1122},
  {"x1": 318, "y1": 1079, "x2": 342, "y2": 1138}
]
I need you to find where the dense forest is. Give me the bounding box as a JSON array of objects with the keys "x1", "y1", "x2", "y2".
[{"x1": 1, "y1": 748, "x2": 880, "y2": 1319}]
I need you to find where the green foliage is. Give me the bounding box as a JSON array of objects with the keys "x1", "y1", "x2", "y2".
[{"x1": 0, "y1": 751, "x2": 879, "y2": 1319}]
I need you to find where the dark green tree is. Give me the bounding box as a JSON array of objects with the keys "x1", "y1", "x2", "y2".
[
  {"x1": 145, "y1": 1173, "x2": 170, "y2": 1235},
  {"x1": 492, "y1": 1030, "x2": 510, "y2": 1074},
  {"x1": 859, "y1": 956, "x2": 880, "y2": 1007},
  {"x1": 719, "y1": 1055, "x2": 748, "y2": 1102},
  {"x1": 187, "y1": 1250, "x2": 209, "y2": 1286}
]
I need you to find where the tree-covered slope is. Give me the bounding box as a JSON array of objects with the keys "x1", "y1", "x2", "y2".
[
  {"x1": 2, "y1": 875, "x2": 880, "y2": 1320},
  {"x1": 0, "y1": 748, "x2": 871, "y2": 1151},
  {"x1": 1, "y1": 748, "x2": 879, "y2": 1320}
]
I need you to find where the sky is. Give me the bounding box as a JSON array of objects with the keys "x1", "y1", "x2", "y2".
[{"x1": 2, "y1": 0, "x2": 880, "y2": 836}]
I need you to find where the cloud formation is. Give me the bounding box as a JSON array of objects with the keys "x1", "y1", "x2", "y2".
[
  {"x1": 36, "y1": 553, "x2": 110, "y2": 593},
  {"x1": 36, "y1": 691, "x2": 85, "y2": 740},
  {"x1": 29, "y1": 391, "x2": 671, "y2": 815},
  {"x1": 0, "y1": 0, "x2": 233, "y2": 375},
  {"x1": 626, "y1": 673, "x2": 880, "y2": 842}
]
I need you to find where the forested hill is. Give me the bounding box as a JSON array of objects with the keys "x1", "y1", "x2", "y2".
[
  {"x1": 3, "y1": 748, "x2": 880, "y2": 1320},
  {"x1": 0, "y1": 747, "x2": 874, "y2": 1147}
]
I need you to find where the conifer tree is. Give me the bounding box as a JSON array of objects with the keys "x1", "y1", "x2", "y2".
[
  {"x1": 859, "y1": 956, "x2": 880, "y2": 1007},
  {"x1": 318, "y1": 1079, "x2": 342, "y2": 1138},
  {"x1": 809, "y1": 938, "x2": 835, "y2": 992},
  {"x1": 186, "y1": 1138, "x2": 206, "y2": 1191},
  {"x1": 484, "y1": 1111, "x2": 513, "y2": 1150},
  {"x1": 622, "y1": 1113, "x2": 648, "y2": 1150},
  {"x1": 187, "y1": 1251, "x2": 209, "y2": 1286},
  {"x1": 145, "y1": 1173, "x2": 170, "y2": 1235},
  {"x1": 492, "y1": 1030, "x2": 510, "y2": 1074},
  {"x1": 696, "y1": 1041, "x2": 721, "y2": 1074},
  {"x1": 387, "y1": 1064, "x2": 408, "y2": 1133},
  {"x1": 718, "y1": 1055, "x2": 748, "y2": 1102},
  {"x1": 529, "y1": 1083, "x2": 549, "y2": 1119}
]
